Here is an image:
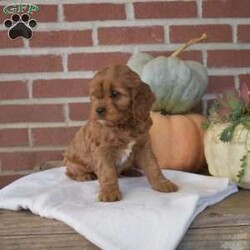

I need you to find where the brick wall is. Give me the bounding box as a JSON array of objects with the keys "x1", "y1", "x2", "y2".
[{"x1": 0, "y1": 0, "x2": 250, "y2": 187}]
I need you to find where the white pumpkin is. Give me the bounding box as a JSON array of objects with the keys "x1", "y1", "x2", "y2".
[
  {"x1": 204, "y1": 123, "x2": 250, "y2": 189},
  {"x1": 127, "y1": 34, "x2": 208, "y2": 114}
]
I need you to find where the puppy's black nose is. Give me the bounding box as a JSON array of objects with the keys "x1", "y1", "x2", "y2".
[{"x1": 96, "y1": 107, "x2": 106, "y2": 116}]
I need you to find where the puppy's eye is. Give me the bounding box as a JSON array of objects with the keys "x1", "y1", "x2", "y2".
[{"x1": 109, "y1": 90, "x2": 120, "y2": 99}]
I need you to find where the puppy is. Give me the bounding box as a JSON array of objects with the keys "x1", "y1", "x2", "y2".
[{"x1": 64, "y1": 65, "x2": 178, "y2": 202}]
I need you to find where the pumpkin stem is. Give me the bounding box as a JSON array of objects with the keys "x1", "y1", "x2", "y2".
[{"x1": 170, "y1": 33, "x2": 208, "y2": 58}]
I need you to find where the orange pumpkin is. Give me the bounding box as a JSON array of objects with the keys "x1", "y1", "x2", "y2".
[{"x1": 150, "y1": 112, "x2": 206, "y2": 173}]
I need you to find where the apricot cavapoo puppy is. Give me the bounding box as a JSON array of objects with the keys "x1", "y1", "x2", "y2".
[{"x1": 64, "y1": 64, "x2": 178, "y2": 202}]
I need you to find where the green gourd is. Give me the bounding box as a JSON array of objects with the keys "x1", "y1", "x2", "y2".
[{"x1": 127, "y1": 34, "x2": 208, "y2": 114}]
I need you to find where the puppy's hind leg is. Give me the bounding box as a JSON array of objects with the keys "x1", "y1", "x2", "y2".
[{"x1": 65, "y1": 161, "x2": 97, "y2": 182}]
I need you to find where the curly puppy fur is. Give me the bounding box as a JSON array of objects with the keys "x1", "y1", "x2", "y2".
[{"x1": 64, "y1": 65, "x2": 178, "y2": 202}]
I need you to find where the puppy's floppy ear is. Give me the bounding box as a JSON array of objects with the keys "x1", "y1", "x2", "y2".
[{"x1": 131, "y1": 80, "x2": 155, "y2": 123}]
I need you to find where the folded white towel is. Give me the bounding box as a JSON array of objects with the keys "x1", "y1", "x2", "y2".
[{"x1": 0, "y1": 167, "x2": 237, "y2": 250}]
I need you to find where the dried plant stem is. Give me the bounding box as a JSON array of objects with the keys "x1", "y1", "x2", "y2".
[{"x1": 170, "y1": 33, "x2": 208, "y2": 58}]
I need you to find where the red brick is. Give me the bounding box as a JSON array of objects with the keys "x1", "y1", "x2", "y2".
[
  {"x1": 239, "y1": 74, "x2": 250, "y2": 86},
  {"x1": 0, "y1": 104, "x2": 64, "y2": 123},
  {"x1": 206, "y1": 76, "x2": 235, "y2": 94},
  {"x1": 0, "y1": 81, "x2": 28, "y2": 100},
  {"x1": 207, "y1": 50, "x2": 250, "y2": 68},
  {"x1": 149, "y1": 50, "x2": 203, "y2": 63},
  {"x1": 33, "y1": 79, "x2": 89, "y2": 98},
  {"x1": 32, "y1": 127, "x2": 80, "y2": 146},
  {"x1": 98, "y1": 26, "x2": 164, "y2": 45},
  {"x1": 238, "y1": 25, "x2": 250, "y2": 43},
  {"x1": 32, "y1": 4, "x2": 58, "y2": 22},
  {"x1": 203, "y1": 0, "x2": 250, "y2": 17},
  {"x1": 0, "y1": 174, "x2": 24, "y2": 188},
  {"x1": 0, "y1": 55, "x2": 63, "y2": 73},
  {"x1": 0, "y1": 129, "x2": 29, "y2": 147},
  {"x1": 134, "y1": 1, "x2": 197, "y2": 19},
  {"x1": 0, "y1": 151, "x2": 63, "y2": 171},
  {"x1": 30, "y1": 30, "x2": 93, "y2": 47},
  {"x1": 239, "y1": 75, "x2": 250, "y2": 95},
  {"x1": 64, "y1": 3, "x2": 125, "y2": 21},
  {"x1": 0, "y1": 9, "x2": 7, "y2": 24},
  {"x1": 0, "y1": 5, "x2": 57, "y2": 23},
  {"x1": 239, "y1": 81, "x2": 250, "y2": 105},
  {"x1": 68, "y1": 52, "x2": 131, "y2": 71},
  {"x1": 69, "y1": 103, "x2": 90, "y2": 121},
  {"x1": 0, "y1": 31, "x2": 24, "y2": 48},
  {"x1": 170, "y1": 25, "x2": 232, "y2": 43}
]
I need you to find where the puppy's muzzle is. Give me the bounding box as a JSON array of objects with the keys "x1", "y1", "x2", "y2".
[{"x1": 96, "y1": 107, "x2": 106, "y2": 117}]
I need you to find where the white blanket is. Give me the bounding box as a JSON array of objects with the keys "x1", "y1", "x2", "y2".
[{"x1": 0, "y1": 167, "x2": 237, "y2": 250}]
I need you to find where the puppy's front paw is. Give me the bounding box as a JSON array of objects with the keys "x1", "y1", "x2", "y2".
[
  {"x1": 153, "y1": 180, "x2": 178, "y2": 193},
  {"x1": 99, "y1": 188, "x2": 122, "y2": 202}
]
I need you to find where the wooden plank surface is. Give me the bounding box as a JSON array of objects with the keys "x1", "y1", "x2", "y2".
[
  {"x1": 0, "y1": 235, "x2": 99, "y2": 250},
  {"x1": 0, "y1": 190, "x2": 250, "y2": 249},
  {"x1": 191, "y1": 190, "x2": 250, "y2": 228}
]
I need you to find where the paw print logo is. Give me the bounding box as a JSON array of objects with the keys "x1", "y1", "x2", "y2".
[{"x1": 4, "y1": 13, "x2": 37, "y2": 40}]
